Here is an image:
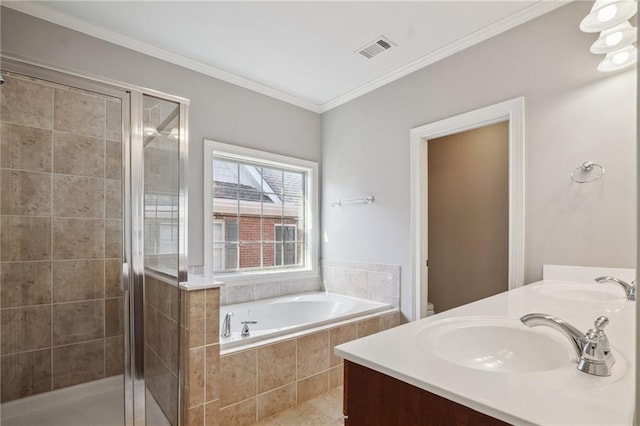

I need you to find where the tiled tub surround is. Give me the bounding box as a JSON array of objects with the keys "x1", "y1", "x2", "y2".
[
  {"x1": 218, "y1": 309, "x2": 403, "y2": 425},
  {"x1": 218, "y1": 275, "x2": 322, "y2": 305},
  {"x1": 321, "y1": 260, "x2": 400, "y2": 309},
  {"x1": 145, "y1": 274, "x2": 181, "y2": 425},
  {"x1": 0, "y1": 72, "x2": 123, "y2": 403},
  {"x1": 182, "y1": 285, "x2": 222, "y2": 426}
]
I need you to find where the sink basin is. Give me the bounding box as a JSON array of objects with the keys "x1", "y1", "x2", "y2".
[
  {"x1": 533, "y1": 282, "x2": 626, "y2": 303},
  {"x1": 416, "y1": 317, "x2": 573, "y2": 373}
]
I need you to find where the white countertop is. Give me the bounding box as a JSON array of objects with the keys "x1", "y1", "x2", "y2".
[{"x1": 335, "y1": 279, "x2": 635, "y2": 425}]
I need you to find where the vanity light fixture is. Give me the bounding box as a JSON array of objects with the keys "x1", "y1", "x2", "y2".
[
  {"x1": 597, "y1": 44, "x2": 638, "y2": 72},
  {"x1": 580, "y1": 0, "x2": 638, "y2": 33},
  {"x1": 590, "y1": 21, "x2": 637, "y2": 54}
]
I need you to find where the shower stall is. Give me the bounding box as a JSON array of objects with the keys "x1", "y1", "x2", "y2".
[{"x1": 0, "y1": 59, "x2": 188, "y2": 426}]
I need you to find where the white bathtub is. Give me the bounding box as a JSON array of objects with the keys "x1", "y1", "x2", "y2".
[{"x1": 220, "y1": 292, "x2": 391, "y2": 350}]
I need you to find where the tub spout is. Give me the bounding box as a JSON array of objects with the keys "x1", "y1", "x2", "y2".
[{"x1": 222, "y1": 312, "x2": 233, "y2": 338}]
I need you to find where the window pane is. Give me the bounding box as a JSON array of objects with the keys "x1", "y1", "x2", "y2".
[
  {"x1": 283, "y1": 171, "x2": 304, "y2": 197},
  {"x1": 260, "y1": 167, "x2": 283, "y2": 196},
  {"x1": 239, "y1": 242, "x2": 261, "y2": 269}
]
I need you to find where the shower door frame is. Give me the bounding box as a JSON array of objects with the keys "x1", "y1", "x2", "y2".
[{"x1": 0, "y1": 56, "x2": 189, "y2": 426}]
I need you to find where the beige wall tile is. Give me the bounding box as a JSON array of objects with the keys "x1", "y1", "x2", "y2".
[
  {"x1": 156, "y1": 312, "x2": 173, "y2": 366},
  {"x1": 219, "y1": 398, "x2": 256, "y2": 426},
  {"x1": 106, "y1": 100, "x2": 122, "y2": 142},
  {"x1": 105, "y1": 258, "x2": 122, "y2": 298},
  {"x1": 146, "y1": 276, "x2": 159, "y2": 308},
  {"x1": 379, "y1": 311, "x2": 402, "y2": 331},
  {"x1": 105, "y1": 179, "x2": 122, "y2": 219},
  {"x1": 1, "y1": 306, "x2": 51, "y2": 354},
  {"x1": 188, "y1": 405, "x2": 204, "y2": 426},
  {"x1": 297, "y1": 331, "x2": 329, "y2": 379},
  {"x1": 53, "y1": 88, "x2": 105, "y2": 138},
  {"x1": 145, "y1": 307, "x2": 158, "y2": 353},
  {"x1": 205, "y1": 288, "x2": 220, "y2": 345},
  {"x1": 188, "y1": 290, "x2": 205, "y2": 349},
  {"x1": 257, "y1": 383, "x2": 296, "y2": 420},
  {"x1": 53, "y1": 175, "x2": 104, "y2": 218},
  {"x1": 356, "y1": 317, "x2": 380, "y2": 338},
  {"x1": 257, "y1": 339, "x2": 296, "y2": 394},
  {"x1": 189, "y1": 348, "x2": 205, "y2": 407},
  {"x1": 105, "y1": 336, "x2": 123, "y2": 377},
  {"x1": 52, "y1": 218, "x2": 104, "y2": 259},
  {"x1": 0, "y1": 349, "x2": 52, "y2": 402},
  {"x1": 220, "y1": 350, "x2": 257, "y2": 406},
  {"x1": 1, "y1": 217, "x2": 51, "y2": 261},
  {"x1": 329, "y1": 365, "x2": 343, "y2": 389},
  {"x1": 1, "y1": 76, "x2": 54, "y2": 128},
  {"x1": 329, "y1": 324, "x2": 356, "y2": 367},
  {"x1": 1, "y1": 169, "x2": 51, "y2": 216},
  {"x1": 297, "y1": 371, "x2": 329, "y2": 404},
  {"x1": 104, "y1": 220, "x2": 122, "y2": 258},
  {"x1": 53, "y1": 132, "x2": 104, "y2": 178},
  {"x1": 206, "y1": 344, "x2": 220, "y2": 402},
  {"x1": 0, "y1": 261, "x2": 51, "y2": 307},
  {"x1": 205, "y1": 400, "x2": 221, "y2": 426},
  {"x1": 52, "y1": 259, "x2": 104, "y2": 302},
  {"x1": 0, "y1": 123, "x2": 52, "y2": 172},
  {"x1": 106, "y1": 140, "x2": 122, "y2": 180},
  {"x1": 53, "y1": 300, "x2": 104, "y2": 345},
  {"x1": 52, "y1": 340, "x2": 104, "y2": 389},
  {"x1": 105, "y1": 297, "x2": 122, "y2": 337}
]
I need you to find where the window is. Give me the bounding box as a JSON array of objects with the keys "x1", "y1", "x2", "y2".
[{"x1": 204, "y1": 140, "x2": 318, "y2": 281}]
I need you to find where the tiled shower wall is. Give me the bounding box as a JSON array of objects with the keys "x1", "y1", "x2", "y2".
[
  {"x1": 321, "y1": 260, "x2": 400, "y2": 309},
  {"x1": 0, "y1": 72, "x2": 123, "y2": 402}
]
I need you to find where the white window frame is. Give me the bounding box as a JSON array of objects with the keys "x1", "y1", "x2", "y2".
[{"x1": 204, "y1": 139, "x2": 319, "y2": 283}]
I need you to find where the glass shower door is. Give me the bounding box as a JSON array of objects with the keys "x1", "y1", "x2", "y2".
[{"x1": 0, "y1": 68, "x2": 126, "y2": 426}]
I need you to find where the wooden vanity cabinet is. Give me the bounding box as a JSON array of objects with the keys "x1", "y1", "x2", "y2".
[{"x1": 343, "y1": 361, "x2": 510, "y2": 426}]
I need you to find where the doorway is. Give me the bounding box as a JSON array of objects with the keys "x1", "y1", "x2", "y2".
[
  {"x1": 409, "y1": 98, "x2": 525, "y2": 320},
  {"x1": 427, "y1": 122, "x2": 509, "y2": 313}
]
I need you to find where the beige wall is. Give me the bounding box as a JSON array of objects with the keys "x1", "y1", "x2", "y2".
[
  {"x1": 428, "y1": 122, "x2": 509, "y2": 313},
  {"x1": 321, "y1": 2, "x2": 637, "y2": 319}
]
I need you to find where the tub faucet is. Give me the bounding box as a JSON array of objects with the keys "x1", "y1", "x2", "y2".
[
  {"x1": 241, "y1": 321, "x2": 258, "y2": 337},
  {"x1": 595, "y1": 275, "x2": 636, "y2": 301},
  {"x1": 221, "y1": 312, "x2": 233, "y2": 338},
  {"x1": 520, "y1": 313, "x2": 615, "y2": 376}
]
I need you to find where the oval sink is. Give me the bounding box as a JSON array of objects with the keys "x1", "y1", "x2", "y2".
[
  {"x1": 534, "y1": 283, "x2": 625, "y2": 303},
  {"x1": 416, "y1": 317, "x2": 573, "y2": 373}
]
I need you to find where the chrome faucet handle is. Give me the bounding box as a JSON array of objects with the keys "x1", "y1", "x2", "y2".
[
  {"x1": 520, "y1": 313, "x2": 615, "y2": 376},
  {"x1": 240, "y1": 320, "x2": 258, "y2": 337},
  {"x1": 594, "y1": 275, "x2": 636, "y2": 301},
  {"x1": 578, "y1": 316, "x2": 615, "y2": 376}
]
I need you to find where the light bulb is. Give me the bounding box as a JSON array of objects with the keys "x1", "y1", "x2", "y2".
[
  {"x1": 597, "y1": 4, "x2": 618, "y2": 22},
  {"x1": 605, "y1": 31, "x2": 624, "y2": 46},
  {"x1": 612, "y1": 50, "x2": 630, "y2": 64}
]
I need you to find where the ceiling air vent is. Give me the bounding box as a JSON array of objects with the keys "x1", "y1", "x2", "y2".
[{"x1": 357, "y1": 36, "x2": 395, "y2": 59}]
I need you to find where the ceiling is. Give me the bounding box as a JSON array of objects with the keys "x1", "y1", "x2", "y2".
[{"x1": 6, "y1": 1, "x2": 567, "y2": 113}]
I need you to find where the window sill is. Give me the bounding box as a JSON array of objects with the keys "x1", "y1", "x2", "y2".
[{"x1": 212, "y1": 268, "x2": 318, "y2": 286}]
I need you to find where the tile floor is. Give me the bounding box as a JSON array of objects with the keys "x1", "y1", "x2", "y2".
[{"x1": 256, "y1": 386, "x2": 344, "y2": 425}]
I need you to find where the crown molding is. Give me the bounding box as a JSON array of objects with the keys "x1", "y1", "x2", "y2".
[
  {"x1": 2, "y1": 1, "x2": 323, "y2": 113},
  {"x1": 318, "y1": 1, "x2": 570, "y2": 113},
  {"x1": 5, "y1": 1, "x2": 568, "y2": 115}
]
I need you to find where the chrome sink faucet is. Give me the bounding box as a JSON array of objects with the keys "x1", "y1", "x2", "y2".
[
  {"x1": 595, "y1": 276, "x2": 636, "y2": 301},
  {"x1": 221, "y1": 312, "x2": 233, "y2": 338},
  {"x1": 521, "y1": 313, "x2": 615, "y2": 376}
]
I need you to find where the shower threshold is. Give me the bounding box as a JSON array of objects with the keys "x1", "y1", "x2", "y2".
[{"x1": 1, "y1": 375, "x2": 170, "y2": 426}]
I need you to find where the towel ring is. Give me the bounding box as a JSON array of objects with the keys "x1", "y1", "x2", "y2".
[{"x1": 570, "y1": 161, "x2": 604, "y2": 184}]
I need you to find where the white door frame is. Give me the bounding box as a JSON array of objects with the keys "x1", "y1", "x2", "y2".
[{"x1": 409, "y1": 97, "x2": 525, "y2": 321}]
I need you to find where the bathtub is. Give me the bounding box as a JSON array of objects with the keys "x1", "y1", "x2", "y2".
[{"x1": 220, "y1": 292, "x2": 392, "y2": 350}]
